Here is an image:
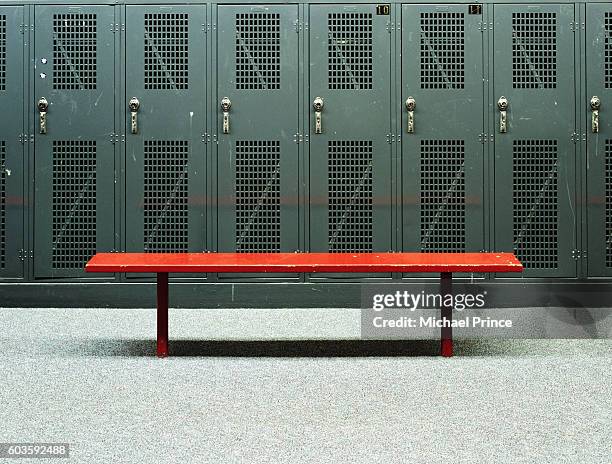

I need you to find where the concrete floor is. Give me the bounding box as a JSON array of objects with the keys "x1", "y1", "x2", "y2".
[{"x1": 0, "y1": 308, "x2": 610, "y2": 463}]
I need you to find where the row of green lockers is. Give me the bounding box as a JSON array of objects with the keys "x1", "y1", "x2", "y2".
[{"x1": 0, "y1": 1, "x2": 610, "y2": 280}]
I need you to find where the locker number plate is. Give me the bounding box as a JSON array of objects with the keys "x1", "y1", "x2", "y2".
[{"x1": 376, "y1": 4, "x2": 390, "y2": 15}]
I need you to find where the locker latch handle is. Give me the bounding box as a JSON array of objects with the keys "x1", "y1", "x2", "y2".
[
  {"x1": 591, "y1": 96, "x2": 601, "y2": 134},
  {"x1": 38, "y1": 98, "x2": 48, "y2": 134},
  {"x1": 497, "y1": 96, "x2": 508, "y2": 133},
  {"x1": 221, "y1": 97, "x2": 232, "y2": 134},
  {"x1": 313, "y1": 97, "x2": 324, "y2": 134},
  {"x1": 405, "y1": 97, "x2": 416, "y2": 134},
  {"x1": 129, "y1": 97, "x2": 140, "y2": 134}
]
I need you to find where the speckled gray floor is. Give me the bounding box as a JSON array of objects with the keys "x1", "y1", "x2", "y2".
[{"x1": 0, "y1": 308, "x2": 610, "y2": 463}]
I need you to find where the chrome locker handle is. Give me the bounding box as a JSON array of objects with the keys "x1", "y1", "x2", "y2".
[
  {"x1": 313, "y1": 97, "x2": 324, "y2": 134},
  {"x1": 221, "y1": 97, "x2": 232, "y2": 134},
  {"x1": 129, "y1": 97, "x2": 140, "y2": 134},
  {"x1": 591, "y1": 96, "x2": 601, "y2": 134},
  {"x1": 38, "y1": 98, "x2": 48, "y2": 134},
  {"x1": 497, "y1": 96, "x2": 508, "y2": 133},
  {"x1": 405, "y1": 97, "x2": 416, "y2": 134}
]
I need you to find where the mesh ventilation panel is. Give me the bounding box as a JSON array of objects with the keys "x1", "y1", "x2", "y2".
[
  {"x1": 512, "y1": 140, "x2": 558, "y2": 269},
  {"x1": 420, "y1": 140, "x2": 465, "y2": 252},
  {"x1": 512, "y1": 12, "x2": 557, "y2": 89},
  {"x1": 53, "y1": 14, "x2": 97, "y2": 90},
  {"x1": 144, "y1": 13, "x2": 189, "y2": 90},
  {"x1": 0, "y1": 15, "x2": 6, "y2": 91},
  {"x1": 328, "y1": 141, "x2": 373, "y2": 252},
  {"x1": 606, "y1": 12, "x2": 611, "y2": 89},
  {"x1": 328, "y1": 13, "x2": 373, "y2": 90},
  {"x1": 144, "y1": 141, "x2": 189, "y2": 252},
  {"x1": 420, "y1": 13, "x2": 465, "y2": 90},
  {"x1": 235, "y1": 141, "x2": 281, "y2": 252},
  {"x1": 606, "y1": 140, "x2": 612, "y2": 267},
  {"x1": 235, "y1": 13, "x2": 280, "y2": 90},
  {"x1": 0, "y1": 142, "x2": 5, "y2": 269},
  {"x1": 52, "y1": 141, "x2": 97, "y2": 269}
]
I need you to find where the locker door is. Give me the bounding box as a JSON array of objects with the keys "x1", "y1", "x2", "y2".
[
  {"x1": 125, "y1": 6, "x2": 206, "y2": 258},
  {"x1": 586, "y1": 4, "x2": 612, "y2": 276},
  {"x1": 0, "y1": 7, "x2": 25, "y2": 278},
  {"x1": 217, "y1": 5, "x2": 299, "y2": 259},
  {"x1": 308, "y1": 4, "x2": 392, "y2": 256},
  {"x1": 401, "y1": 5, "x2": 484, "y2": 257},
  {"x1": 493, "y1": 4, "x2": 576, "y2": 278},
  {"x1": 33, "y1": 5, "x2": 115, "y2": 278}
]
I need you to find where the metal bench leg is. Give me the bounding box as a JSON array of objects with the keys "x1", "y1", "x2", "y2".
[
  {"x1": 440, "y1": 272, "x2": 453, "y2": 357},
  {"x1": 157, "y1": 272, "x2": 169, "y2": 358}
]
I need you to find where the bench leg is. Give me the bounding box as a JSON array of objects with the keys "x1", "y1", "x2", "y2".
[
  {"x1": 157, "y1": 272, "x2": 169, "y2": 358},
  {"x1": 440, "y1": 272, "x2": 453, "y2": 357}
]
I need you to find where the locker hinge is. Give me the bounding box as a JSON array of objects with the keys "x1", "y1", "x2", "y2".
[
  {"x1": 386, "y1": 22, "x2": 395, "y2": 33},
  {"x1": 204, "y1": 24, "x2": 211, "y2": 33},
  {"x1": 571, "y1": 250, "x2": 586, "y2": 260},
  {"x1": 18, "y1": 249, "x2": 25, "y2": 261},
  {"x1": 18, "y1": 134, "x2": 26, "y2": 144},
  {"x1": 569, "y1": 21, "x2": 577, "y2": 32},
  {"x1": 110, "y1": 23, "x2": 120, "y2": 33},
  {"x1": 202, "y1": 133, "x2": 211, "y2": 144},
  {"x1": 386, "y1": 134, "x2": 397, "y2": 144},
  {"x1": 294, "y1": 20, "x2": 303, "y2": 33},
  {"x1": 478, "y1": 133, "x2": 485, "y2": 144},
  {"x1": 571, "y1": 132, "x2": 578, "y2": 144},
  {"x1": 110, "y1": 133, "x2": 121, "y2": 144},
  {"x1": 18, "y1": 24, "x2": 25, "y2": 34},
  {"x1": 294, "y1": 133, "x2": 304, "y2": 144}
]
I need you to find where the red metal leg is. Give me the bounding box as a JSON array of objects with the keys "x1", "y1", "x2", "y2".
[
  {"x1": 440, "y1": 272, "x2": 453, "y2": 357},
  {"x1": 157, "y1": 272, "x2": 169, "y2": 357}
]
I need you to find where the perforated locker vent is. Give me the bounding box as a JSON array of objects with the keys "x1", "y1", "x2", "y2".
[
  {"x1": 235, "y1": 141, "x2": 281, "y2": 252},
  {"x1": 513, "y1": 140, "x2": 558, "y2": 269},
  {"x1": 0, "y1": 16, "x2": 6, "y2": 91},
  {"x1": 328, "y1": 141, "x2": 373, "y2": 252},
  {"x1": 328, "y1": 13, "x2": 373, "y2": 90},
  {"x1": 512, "y1": 13, "x2": 557, "y2": 89},
  {"x1": 420, "y1": 140, "x2": 465, "y2": 252},
  {"x1": 145, "y1": 13, "x2": 189, "y2": 90},
  {"x1": 420, "y1": 13, "x2": 465, "y2": 90},
  {"x1": 0, "y1": 142, "x2": 5, "y2": 269},
  {"x1": 605, "y1": 13, "x2": 612, "y2": 89},
  {"x1": 52, "y1": 141, "x2": 96, "y2": 269},
  {"x1": 235, "y1": 13, "x2": 280, "y2": 90},
  {"x1": 144, "y1": 141, "x2": 189, "y2": 252},
  {"x1": 606, "y1": 140, "x2": 612, "y2": 267},
  {"x1": 52, "y1": 14, "x2": 97, "y2": 90}
]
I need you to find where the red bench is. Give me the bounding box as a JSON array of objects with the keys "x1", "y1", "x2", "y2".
[{"x1": 85, "y1": 252, "x2": 523, "y2": 357}]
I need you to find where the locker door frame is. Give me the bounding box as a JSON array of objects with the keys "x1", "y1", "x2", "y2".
[
  {"x1": 0, "y1": 5, "x2": 26, "y2": 279},
  {"x1": 492, "y1": 2, "x2": 577, "y2": 279},
  {"x1": 400, "y1": 3, "x2": 486, "y2": 260},
  {"x1": 585, "y1": 3, "x2": 612, "y2": 277},
  {"x1": 307, "y1": 3, "x2": 393, "y2": 256},
  {"x1": 32, "y1": 4, "x2": 116, "y2": 280}
]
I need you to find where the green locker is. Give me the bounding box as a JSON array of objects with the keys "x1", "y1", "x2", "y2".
[
  {"x1": 493, "y1": 4, "x2": 576, "y2": 278},
  {"x1": 586, "y1": 3, "x2": 612, "y2": 276},
  {"x1": 33, "y1": 5, "x2": 115, "y2": 278},
  {"x1": 308, "y1": 4, "x2": 392, "y2": 255},
  {"x1": 401, "y1": 4, "x2": 484, "y2": 257},
  {"x1": 124, "y1": 5, "x2": 206, "y2": 257},
  {"x1": 0, "y1": 7, "x2": 25, "y2": 278},
  {"x1": 216, "y1": 5, "x2": 299, "y2": 256}
]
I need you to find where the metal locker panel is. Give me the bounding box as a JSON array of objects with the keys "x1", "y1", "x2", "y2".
[
  {"x1": 493, "y1": 4, "x2": 576, "y2": 278},
  {"x1": 33, "y1": 5, "x2": 115, "y2": 279},
  {"x1": 216, "y1": 5, "x2": 299, "y2": 278},
  {"x1": 586, "y1": 4, "x2": 612, "y2": 276},
  {"x1": 401, "y1": 5, "x2": 484, "y2": 263},
  {"x1": 308, "y1": 4, "x2": 392, "y2": 261},
  {"x1": 124, "y1": 5, "x2": 206, "y2": 263},
  {"x1": 0, "y1": 7, "x2": 24, "y2": 278}
]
